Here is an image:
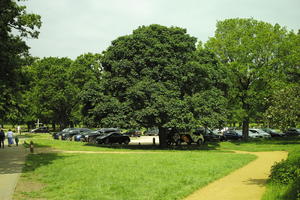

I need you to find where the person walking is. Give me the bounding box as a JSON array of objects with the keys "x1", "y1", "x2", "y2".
[
  {"x1": 15, "y1": 135, "x2": 19, "y2": 146},
  {"x1": 0, "y1": 129, "x2": 5, "y2": 148},
  {"x1": 7, "y1": 129, "x2": 14, "y2": 147}
]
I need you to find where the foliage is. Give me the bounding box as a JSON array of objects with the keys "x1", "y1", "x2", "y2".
[
  {"x1": 263, "y1": 150, "x2": 300, "y2": 200},
  {"x1": 0, "y1": 0, "x2": 41, "y2": 121},
  {"x1": 265, "y1": 84, "x2": 300, "y2": 129},
  {"x1": 83, "y1": 24, "x2": 228, "y2": 145},
  {"x1": 205, "y1": 18, "x2": 288, "y2": 138},
  {"x1": 27, "y1": 57, "x2": 76, "y2": 128}
]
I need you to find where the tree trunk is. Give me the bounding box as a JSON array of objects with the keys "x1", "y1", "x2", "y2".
[
  {"x1": 52, "y1": 123, "x2": 56, "y2": 132},
  {"x1": 158, "y1": 127, "x2": 168, "y2": 147},
  {"x1": 242, "y1": 118, "x2": 249, "y2": 141}
]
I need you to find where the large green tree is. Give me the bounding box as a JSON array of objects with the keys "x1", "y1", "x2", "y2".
[
  {"x1": 206, "y1": 18, "x2": 288, "y2": 139},
  {"x1": 85, "y1": 24, "x2": 228, "y2": 146},
  {"x1": 28, "y1": 57, "x2": 76, "y2": 129},
  {"x1": 0, "y1": 0, "x2": 41, "y2": 122}
]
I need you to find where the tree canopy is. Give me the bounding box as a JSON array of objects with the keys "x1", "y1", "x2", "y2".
[
  {"x1": 205, "y1": 18, "x2": 289, "y2": 138},
  {"x1": 0, "y1": 0, "x2": 41, "y2": 123},
  {"x1": 81, "y1": 24, "x2": 229, "y2": 145}
]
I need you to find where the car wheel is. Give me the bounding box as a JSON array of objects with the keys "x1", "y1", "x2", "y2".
[
  {"x1": 91, "y1": 138, "x2": 97, "y2": 144},
  {"x1": 197, "y1": 139, "x2": 203, "y2": 145},
  {"x1": 105, "y1": 138, "x2": 110, "y2": 144},
  {"x1": 124, "y1": 139, "x2": 130, "y2": 145}
]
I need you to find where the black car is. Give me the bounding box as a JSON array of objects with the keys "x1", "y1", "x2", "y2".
[
  {"x1": 84, "y1": 128, "x2": 121, "y2": 144},
  {"x1": 53, "y1": 128, "x2": 77, "y2": 140},
  {"x1": 262, "y1": 128, "x2": 285, "y2": 137},
  {"x1": 30, "y1": 126, "x2": 49, "y2": 133},
  {"x1": 284, "y1": 128, "x2": 300, "y2": 136},
  {"x1": 96, "y1": 132, "x2": 130, "y2": 144},
  {"x1": 123, "y1": 129, "x2": 142, "y2": 137},
  {"x1": 221, "y1": 129, "x2": 243, "y2": 141},
  {"x1": 61, "y1": 128, "x2": 91, "y2": 140}
]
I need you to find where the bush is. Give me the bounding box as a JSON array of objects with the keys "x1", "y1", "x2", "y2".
[{"x1": 269, "y1": 150, "x2": 300, "y2": 199}]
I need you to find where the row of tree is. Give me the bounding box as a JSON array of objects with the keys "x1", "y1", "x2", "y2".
[{"x1": 1, "y1": 1, "x2": 299, "y2": 145}]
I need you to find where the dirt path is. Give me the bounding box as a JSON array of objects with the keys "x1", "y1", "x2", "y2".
[
  {"x1": 0, "y1": 144, "x2": 28, "y2": 200},
  {"x1": 184, "y1": 151, "x2": 288, "y2": 200}
]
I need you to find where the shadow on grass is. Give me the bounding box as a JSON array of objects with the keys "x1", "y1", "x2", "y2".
[
  {"x1": 84, "y1": 141, "x2": 221, "y2": 151},
  {"x1": 23, "y1": 153, "x2": 69, "y2": 173},
  {"x1": 229, "y1": 137, "x2": 300, "y2": 146},
  {"x1": 23, "y1": 141, "x2": 52, "y2": 148}
]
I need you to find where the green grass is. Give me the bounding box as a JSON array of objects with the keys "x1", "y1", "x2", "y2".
[
  {"x1": 17, "y1": 151, "x2": 255, "y2": 200},
  {"x1": 219, "y1": 137, "x2": 300, "y2": 152},
  {"x1": 18, "y1": 134, "x2": 300, "y2": 200}
]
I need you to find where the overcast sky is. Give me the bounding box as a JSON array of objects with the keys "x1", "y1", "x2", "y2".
[{"x1": 22, "y1": 0, "x2": 300, "y2": 59}]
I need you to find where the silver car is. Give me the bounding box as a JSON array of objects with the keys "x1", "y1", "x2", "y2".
[{"x1": 249, "y1": 129, "x2": 271, "y2": 138}]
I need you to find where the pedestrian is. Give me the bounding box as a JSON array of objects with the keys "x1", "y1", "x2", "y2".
[
  {"x1": 0, "y1": 129, "x2": 5, "y2": 148},
  {"x1": 7, "y1": 129, "x2": 14, "y2": 147},
  {"x1": 17, "y1": 125, "x2": 21, "y2": 135},
  {"x1": 15, "y1": 135, "x2": 19, "y2": 146}
]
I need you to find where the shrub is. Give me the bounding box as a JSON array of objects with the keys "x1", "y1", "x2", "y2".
[{"x1": 269, "y1": 150, "x2": 300, "y2": 199}]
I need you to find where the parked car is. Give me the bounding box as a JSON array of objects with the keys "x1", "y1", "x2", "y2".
[
  {"x1": 194, "y1": 128, "x2": 221, "y2": 142},
  {"x1": 221, "y1": 129, "x2": 243, "y2": 141},
  {"x1": 74, "y1": 130, "x2": 94, "y2": 142},
  {"x1": 61, "y1": 128, "x2": 91, "y2": 140},
  {"x1": 249, "y1": 129, "x2": 271, "y2": 138},
  {"x1": 84, "y1": 128, "x2": 121, "y2": 144},
  {"x1": 262, "y1": 128, "x2": 285, "y2": 137},
  {"x1": 123, "y1": 129, "x2": 142, "y2": 137},
  {"x1": 53, "y1": 128, "x2": 77, "y2": 139},
  {"x1": 96, "y1": 132, "x2": 130, "y2": 144},
  {"x1": 144, "y1": 128, "x2": 159, "y2": 136},
  {"x1": 284, "y1": 128, "x2": 300, "y2": 136},
  {"x1": 30, "y1": 126, "x2": 49, "y2": 133}
]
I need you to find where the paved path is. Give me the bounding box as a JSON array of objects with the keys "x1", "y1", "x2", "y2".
[
  {"x1": 0, "y1": 144, "x2": 28, "y2": 200},
  {"x1": 184, "y1": 151, "x2": 288, "y2": 200}
]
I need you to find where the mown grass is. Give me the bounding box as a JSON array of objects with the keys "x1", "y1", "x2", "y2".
[
  {"x1": 19, "y1": 134, "x2": 300, "y2": 200},
  {"x1": 219, "y1": 137, "x2": 300, "y2": 152},
  {"x1": 16, "y1": 151, "x2": 255, "y2": 200}
]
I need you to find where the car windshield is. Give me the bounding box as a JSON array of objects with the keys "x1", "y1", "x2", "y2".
[{"x1": 256, "y1": 129, "x2": 267, "y2": 134}]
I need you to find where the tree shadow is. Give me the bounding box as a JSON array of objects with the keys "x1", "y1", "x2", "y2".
[
  {"x1": 245, "y1": 178, "x2": 266, "y2": 186},
  {"x1": 22, "y1": 153, "x2": 69, "y2": 173},
  {"x1": 84, "y1": 141, "x2": 221, "y2": 151},
  {"x1": 228, "y1": 137, "x2": 300, "y2": 146}
]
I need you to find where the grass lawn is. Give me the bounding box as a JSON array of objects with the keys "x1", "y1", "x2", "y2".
[
  {"x1": 219, "y1": 137, "x2": 300, "y2": 152},
  {"x1": 15, "y1": 151, "x2": 255, "y2": 200},
  {"x1": 16, "y1": 134, "x2": 300, "y2": 200}
]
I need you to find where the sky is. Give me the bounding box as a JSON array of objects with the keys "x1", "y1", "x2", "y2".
[{"x1": 22, "y1": 0, "x2": 300, "y2": 59}]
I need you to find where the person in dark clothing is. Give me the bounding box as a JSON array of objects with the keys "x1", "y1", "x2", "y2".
[
  {"x1": 0, "y1": 129, "x2": 5, "y2": 148},
  {"x1": 15, "y1": 136, "x2": 19, "y2": 146}
]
